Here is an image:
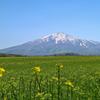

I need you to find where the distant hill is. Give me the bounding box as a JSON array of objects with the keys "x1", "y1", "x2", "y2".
[
  {"x1": 50, "y1": 53, "x2": 81, "y2": 56},
  {"x1": 0, "y1": 53, "x2": 24, "y2": 57}
]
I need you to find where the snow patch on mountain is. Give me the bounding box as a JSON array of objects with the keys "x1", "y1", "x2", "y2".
[
  {"x1": 80, "y1": 43, "x2": 82, "y2": 46},
  {"x1": 83, "y1": 43, "x2": 88, "y2": 48},
  {"x1": 90, "y1": 41, "x2": 98, "y2": 44}
]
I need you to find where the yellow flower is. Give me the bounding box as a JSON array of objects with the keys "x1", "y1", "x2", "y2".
[
  {"x1": 0, "y1": 68, "x2": 5, "y2": 77},
  {"x1": 52, "y1": 77, "x2": 55, "y2": 80},
  {"x1": 4, "y1": 97, "x2": 7, "y2": 100},
  {"x1": 65, "y1": 81, "x2": 74, "y2": 87},
  {"x1": 35, "y1": 92, "x2": 44, "y2": 98},
  {"x1": 65, "y1": 82, "x2": 69, "y2": 85},
  {"x1": 56, "y1": 78, "x2": 58, "y2": 80},
  {"x1": 35, "y1": 67, "x2": 40, "y2": 72},
  {"x1": 38, "y1": 92, "x2": 40, "y2": 95},
  {"x1": 0, "y1": 73, "x2": 3, "y2": 77},
  {"x1": 60, "y1": 65, "x2": 63, "y2": 68},
  {"x1": 0, "y1": 68, "x2": 5, "y2": 72},
  {"x1": 52, "y1": 77, "x2": 58, "y2": 80}
]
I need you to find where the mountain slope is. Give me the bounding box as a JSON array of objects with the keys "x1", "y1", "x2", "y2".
[{"x1": 0, "y1": 32, "x2": 100, "y2": 56}]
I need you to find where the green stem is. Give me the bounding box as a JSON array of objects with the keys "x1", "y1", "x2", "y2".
[{"x1": 58, "y1": 65, "x2": 60, "y2": 100}]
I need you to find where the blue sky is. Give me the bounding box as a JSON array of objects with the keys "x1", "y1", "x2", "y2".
[{"x1": 0, "y1": 0, "x2": 100, "y2": 49}]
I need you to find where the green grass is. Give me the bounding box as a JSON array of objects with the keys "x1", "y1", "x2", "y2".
[{"x1": 0, "y1": 56, "x2": 100, "y2": 100}]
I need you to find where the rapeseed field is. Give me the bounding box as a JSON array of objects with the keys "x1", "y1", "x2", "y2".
[{"x1": 0, "y1": 56, "x2": 100, "y2": 100}]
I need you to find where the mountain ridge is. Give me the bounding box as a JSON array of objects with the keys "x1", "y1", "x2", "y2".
[{"x1": 0, "y1": 32, "x2": 100, "y2": 56}]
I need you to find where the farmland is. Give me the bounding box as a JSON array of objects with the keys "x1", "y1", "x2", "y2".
[{"x1": 0, "y1": 56, "x2": 100, "y2": 100}]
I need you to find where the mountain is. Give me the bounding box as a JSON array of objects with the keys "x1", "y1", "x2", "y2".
[{"x1": 0, "y1": 32, "x2": 100, "y2": 56}]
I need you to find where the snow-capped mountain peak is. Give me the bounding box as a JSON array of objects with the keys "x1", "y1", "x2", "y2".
[
  {"x1": 41, "y1": 32, "x2": 78, "y2": 44},
  {"x1": 41, "y1": 32, "x2": 66, "y2": 39},
  {"x1": 41, "y1": 32, "x2": 66, "y2": 44}
]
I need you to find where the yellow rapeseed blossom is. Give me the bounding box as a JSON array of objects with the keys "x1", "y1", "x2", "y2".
[
  {"x1": 52, "y1": 77, "x2": 55, "y2": 80},
  {"x1": 4, "y1": 97, "x2": 7, "y2": 100},
  {"x1": 0, "y1": 68, "x2": 5, "y2": 72},
  {"x1": 60, "y1": 65, "x2": 63, "y2": 68},
  {"x1": 65, "y1": 81, "x2": 74, "y2": 87},
  {"x1": 52, "y1": 77, "x2": 58, "y2": 80},
  {"x1": 35, "y1": 92, "x2": 44, "y2": 98},
  {"x1": 55, "y1": 78, "x2": 58, "y2": 80},
  {"x1": 0, "y1": 73, "x2": 3, "y2": 77},
  {"x1": 35, "y1": 67, "x2": 40, "y2": 72},
  {"x1": 0, "y1": 68, "x2": 5, "y2": 77}
]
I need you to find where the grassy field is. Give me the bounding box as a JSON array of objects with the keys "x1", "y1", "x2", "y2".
[{"x1": 0, "y1": 56, "x2": 100, "y2": 100}]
